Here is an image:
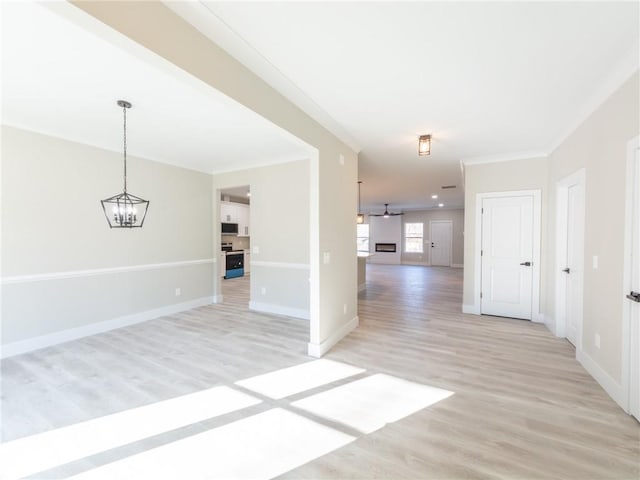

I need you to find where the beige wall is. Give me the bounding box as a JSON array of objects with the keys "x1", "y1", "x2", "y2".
[
  {"x1": 546, "y1": 72, "x2": 639, "y2": 385},
  {"x1": 212, "y1": 159, "x2": 311, "y2": 317},
  {"x1": 1, "y1": 126, "x2": 214, "y2": 345},
  {"x1": 71, "y1": 1, "x2": 359, "y2": 354},
  {"x1": 462, "y1": 157, "x2": 549, "y2": 309},
  {"x1": 402, "y1": 209, "x2": 464, "y2": 266}
]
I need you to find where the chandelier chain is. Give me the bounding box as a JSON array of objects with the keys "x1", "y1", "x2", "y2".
[{"x1": 123, "y1": 103, "x2": 127, "y2": 193}]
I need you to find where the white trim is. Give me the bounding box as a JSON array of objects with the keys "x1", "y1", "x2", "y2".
[
  {"x1": 554, "y1": 168, "x2": 586, "y2": 345},
  {"x1": 462, "y1": 304, "x2": 480, "y2": 315},
  {"x1": 250, "y1": 260, "x2": 310, "y2": 270},
  {"x1": 249, "y1": 301, "x2": 310, "y2": 320},
  {"x1": 474, "y1": 190, "x2": 542, "y2": 321},
  {"x1": 577, "y1": 349, "x2": 626, "y2": 409},
  {"x1": 307, "y1": 316, "x2": 359, "y2": 358},
  {"x1": 213, "y1": 294, "x2": 224, "y2": 304},
  {"x1": 401, "y1": 261, "x2": 429, "y2": 267},
  {"x1": 1, "y1": 259, "x2": 215, "y2": 285},
  {"x1": 461, "y1": 150, "x2": 547, "y2": 166},
  {"x1": 621, "y1": 134, "x2": 640, "y2": 414},
  {"x1": 451, "y1": 264, "x2": 463, "y2": 269},
  {"x1": 0, "y1": 296, "x2": 214, "y2": 358}
]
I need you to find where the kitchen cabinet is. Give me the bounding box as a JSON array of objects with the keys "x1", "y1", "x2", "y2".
[
  {"x1": 237, "y1": 204, "x2": 250, "y2": 237},
  {"x1": 221, "y1": 201, "x2": 250, "y2": 237}
]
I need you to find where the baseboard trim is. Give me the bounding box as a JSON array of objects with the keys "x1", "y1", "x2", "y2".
[
  {"x1": 577, "y1": 349, "x2": 627, "y2": 411},
  {"x1": 248, "y1": 301, "x2": 309, "y2": 320},
  {"x1": 451, "y1": 264, "x2": 463, "y2": 268},
  {"x1": 401, "y1": 261, "x2": 429, "y2": 267},
  {"x1": 1, "y1": 296, "x2": 215, "y2": 359},
  {"x1": 532, "y1": 312, "x2": 545, "y2": 323},
  {"x1": 308, "y1": 316, "x2": 359, "y2": 358},
  {"x1": 213, "y1": 294, "x2": 224, "y2": 304},
  {"x1": 462, "y1": 303, "x2": 480, "y2": 315}
]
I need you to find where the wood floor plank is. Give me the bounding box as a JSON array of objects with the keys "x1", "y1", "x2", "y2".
[{"x1": 1, "y1": 266, "x2": 638, "y2": 479}]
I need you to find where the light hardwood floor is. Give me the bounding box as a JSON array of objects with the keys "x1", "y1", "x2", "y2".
[{"x1": 1, "y1": 265, "x2": 638, "y2": 479}]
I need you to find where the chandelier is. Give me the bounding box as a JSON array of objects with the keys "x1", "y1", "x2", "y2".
[{"x1": 101, "y1": 100, "x2": 149, "y2": 228}]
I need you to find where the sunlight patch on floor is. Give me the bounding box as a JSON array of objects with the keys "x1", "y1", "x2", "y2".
[
  {"x1": 69, "y1": 408, "x2": 355, "y2": 480},
  {"x1": 292, "y1": 373, "x2": 454, "y2": 434},
  {"x1": 235, "y1": 359, "x2": 365, "y2": 399},
  {"x1": 0, "y1": 386, "x2": 260, "y2": 480}
]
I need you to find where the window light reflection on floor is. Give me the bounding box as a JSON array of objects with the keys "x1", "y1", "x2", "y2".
[
  {"x1": 235, "y1": 359, "x2": 365, "y2": 399},
  {"x1": 292, "y1": 373, "x2": 455, "y2": 434},
  {"x1": 69, "y1": 408, "x2": 355, "y2": 480},
  {"x1": 0, "y1": 386, "x2": 261, "y2": 480}
]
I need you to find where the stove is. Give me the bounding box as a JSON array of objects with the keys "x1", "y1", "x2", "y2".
[{"x1": 221, "y1": 243, "x2": 244, "y2": 278}]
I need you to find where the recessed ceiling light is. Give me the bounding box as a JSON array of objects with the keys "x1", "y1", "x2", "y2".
[
  {"x1": 438, "y1": 203, "x2": 444, "y2": 208},
  {"x1": 431, "y1": 194, "x2": 438, "y2": 199}
]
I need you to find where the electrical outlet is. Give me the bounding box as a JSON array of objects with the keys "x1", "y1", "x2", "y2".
[
  {"x1": 175, "y1": 288, "x2": 181, "y2": 297},
  {"x1": 261, "y1": 287, "x2": 266, "y2": 295},
  {"x1": 252, "y1": 246, "x2": 260, "y2": 254},
  {"x1": 593, "y1": 255, "x2": 599, "y2": 269},
  {"x1": 343, "y1": 303, "x2": 347, "y2": 315},
  {"x1": 339, "y1": 154, "x2": 345, "y2": 165},
  {"x1": 595, "y1": 333, "x2": 601, "y2": 349}
]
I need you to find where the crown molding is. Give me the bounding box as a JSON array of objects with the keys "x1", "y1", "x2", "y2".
[
  {"x1": 163, "y1": 1, "x2": 361, "y2": 154},
  {"x1": 460, "y1": 150, "x2": 548, "y2": 167}
]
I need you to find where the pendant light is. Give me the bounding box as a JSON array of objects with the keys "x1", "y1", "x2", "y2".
[
  {"x1": 101, "y1": 100, "x2": 149, "y2": 228},
  {"x1": 357, "y1": 181, "x2": 365, "y2": 224},
  {"x1": 418, "y1": 134, "x2": 431, "y2": 156}
]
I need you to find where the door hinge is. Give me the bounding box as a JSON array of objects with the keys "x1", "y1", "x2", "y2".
[
  {"x1": 481, "y1": 250, "x2": 483, "y2": 256},
  {"x1": 480, "y1": 292, "x2": 483, "y2": 299},
  {"x1": 481, "y1": 208, "x2": 484, "y2": 214}
]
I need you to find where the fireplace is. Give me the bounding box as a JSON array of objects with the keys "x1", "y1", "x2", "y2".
[{"x1": 375, "y1": 243, "x2": 397, "y2": 253}]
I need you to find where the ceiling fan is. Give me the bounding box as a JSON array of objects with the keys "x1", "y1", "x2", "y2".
[{"x1": 369, "y1": 203, "x2": 404, "y2": 218}]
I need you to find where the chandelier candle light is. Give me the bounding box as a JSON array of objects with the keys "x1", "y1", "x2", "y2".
[{"x1": 101, "y1": 100, "x2": 149, "y2": 228}]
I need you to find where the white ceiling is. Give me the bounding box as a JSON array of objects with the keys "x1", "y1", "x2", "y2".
[
  {"x1": 168, "y1": 1, "x2": 639, "y2": 212},
  {"x1": 1, "y1": 2, "x2": 313, "y2": 175}
]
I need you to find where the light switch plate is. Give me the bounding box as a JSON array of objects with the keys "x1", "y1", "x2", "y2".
[
  {"x1": 592, "y1": 255, "x2": 598, "y2": 269},
  {"x1": 323, "y1": 252, "x2": 331, "y2": 264}
]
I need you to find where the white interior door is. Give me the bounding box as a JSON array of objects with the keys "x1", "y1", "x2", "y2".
[
  {"x1": 430, "y1": 221, "x2": 452, "y2": 266},
  {"x1": 481, "y1": 195, "x2": 534, "y2": 320},
  {"x1": 563, "y1": 182, "x2": 584, "y2": 346},
  {"x1": 629, "y1": 147, "x2": 640, "y2": 421}
]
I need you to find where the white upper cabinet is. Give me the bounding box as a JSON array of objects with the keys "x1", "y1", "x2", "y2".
[{"x1": 220, "y1": 201, "x2": 250, "y2": 236}]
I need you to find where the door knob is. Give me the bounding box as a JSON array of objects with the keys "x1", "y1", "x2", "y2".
[
  {"x1": 627, "y1": 291, "x2": 640, "y2": 303},
  {"x1": 520, "y1": 261, "x2": 532, "y2": 266},
  {"x1": 562, "y1": 267, "x2": 570, "y2": 274}
]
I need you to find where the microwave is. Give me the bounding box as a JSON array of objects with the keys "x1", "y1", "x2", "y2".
[{"x1": 221, "y1": 222, "x2": 239, "y2": 235}]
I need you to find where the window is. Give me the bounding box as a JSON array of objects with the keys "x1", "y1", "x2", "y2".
[
  {"x1": 357, "y1": 223, "x2": 370, "y2": 253},
  {"x1": 405, "y1": 223, "x2": 423, "y2": 253}
]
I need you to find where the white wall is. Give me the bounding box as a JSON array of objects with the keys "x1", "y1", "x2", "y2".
[
  {"x1": 1, "y1": 126, "x2": 214, "y2": 353},
  {"x1": 401, "y1": 209, "x2": 464, "y2": 266},
  {"x1": 545, "y1": 71, "x2": 639, "y2": 404},
  {"x1": 368, "y1": 215, "x2": 402, "y2": 264}
]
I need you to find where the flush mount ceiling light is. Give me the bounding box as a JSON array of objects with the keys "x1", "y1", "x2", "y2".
[
  {"x1": 357, "y1": 181, "x2": 365, "y2": 224},
  {"x1": 369, "y1": 204, "x2": 404, "y2": 218},
  {"x1": 418, "y1": 134, "x2": 431, "y2": 156},
  {"x1": 101, "y1": 100, "x2": 149, "y2": 228}
]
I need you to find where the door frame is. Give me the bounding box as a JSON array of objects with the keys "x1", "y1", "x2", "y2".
[
  {"x1": 429, "y1": 220, "x2": 453, "y2": 266},
  {"x1": 622, "y1": 134, "x2": 640, "y2": 414},
  {"x1": 554, "y1": 169, "x2": 585, "y2": 351},
  {"x1": 473, "y1": 190, "x2": 542, "y2": 321}
]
